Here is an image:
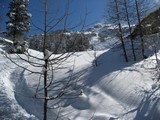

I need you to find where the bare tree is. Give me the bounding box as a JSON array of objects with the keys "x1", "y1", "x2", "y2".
[
  {"x1": 114, "y1": 0, "x2": 128, "y2": 62},
  {"x1": 134, "y1": 0, "x2": 146, "y2": 59},
  {"x1": 6, "y1": 0, "x2": 87, "y2": 120},
  {"x1": 123, "y1": 0, "x2": 136, "y2": 61},
  {"x1": 105, "y1": 0, "x2": 128, "y2": 62}
]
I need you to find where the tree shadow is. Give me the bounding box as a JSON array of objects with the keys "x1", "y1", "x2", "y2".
[
  {"x1": 84, "y1": 47, "x2": 138, "y2": 87},
  {"x1": 81, "y1": 43, "x2": 160, "y2": 120},
  {"x1": 120, "y1": 86, "x2": 160, "y2": 120},
  {"x1": 10, "y1": 68, "x2": 58, "y2": 120}
]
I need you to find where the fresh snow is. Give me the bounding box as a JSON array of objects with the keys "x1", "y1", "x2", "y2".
[
  {"x1": 0, "y1": 30, "x2": 160, "y2": 120},
  {"x1": 0, "y1": 38, "x2": 160, "y2": 120},
  {"x1": 0, "y1": 46, "x2": 37, "y2": 119},
  {"x1": 0, "y1": 37, "x2": 13, "y2": 44}
]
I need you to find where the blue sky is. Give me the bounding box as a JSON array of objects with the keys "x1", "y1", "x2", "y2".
[{"x1": 0, "y1": 0, "x2": 107, "y2": 35}]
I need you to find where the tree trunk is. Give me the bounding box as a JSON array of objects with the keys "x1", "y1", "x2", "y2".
[
  {"x1": 43, "y1": 60, "x2": 48, "y2": 120},
  {"x1": 135, "y1": 0, "x2": 145, "y2": 59},
  {"x1": 43, "y1": 0, "x2": 48, "y2": 120},
  {"x1": 114, "y1": 0, "x2": 128, "y2": 62},
  {"x1": 123, "y1": 0, "x2": 136, "y2": 61}
]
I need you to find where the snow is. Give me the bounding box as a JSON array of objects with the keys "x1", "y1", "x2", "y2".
[
  {"x1": 0, "y1": 37, "x2": 13, "y2": 44},
  {"x1": 0, "y1": 47, "x2": 37, "y2": 119},
  {"x1": 0, "y1": 39, "x2": 160, "y2": 120},
  {"x1": 2, "y1": 0, "x2": 160, "y2": 119},
  {"x1": 27, "y1": 13, "x2": 32, "y2": 17},
  {"x1": 90, "y1": 35, "x2": 119, "y2": 50},
  {"x1": 44, "y1": 49, "x2": 53, "y2": 60},
  {"x1": 20, "y1": 4, "x2": 25, "y2": 9},
  {"x1": 7, "y1": 23, "x2": 14, "y2": 27},
  {"x1": 0, "y1": 25, "x2": 160, "y2": 120}
]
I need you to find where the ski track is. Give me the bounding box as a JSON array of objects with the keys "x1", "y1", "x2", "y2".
[{"x1": 0, "y1": 55, "x2": 37, "y2": 120}]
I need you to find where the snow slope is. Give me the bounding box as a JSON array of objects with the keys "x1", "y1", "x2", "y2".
[
  {"x1": 0, "y1": 36, "x2": 160, "y2": 120},
  {"x1": 0, "y1": 35, "x2": 160, "y2": 120},
  {"x1": 0, "y1": 46, "x2": 38, "y2": 120}
]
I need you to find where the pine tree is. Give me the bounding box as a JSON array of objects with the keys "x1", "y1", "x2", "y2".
[{"x1": 6, "y1": 0, "x2": 31, "y2": 42}]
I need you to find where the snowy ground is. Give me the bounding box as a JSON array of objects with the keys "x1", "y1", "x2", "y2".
[
  {"x1": 0, "y1": 34, "x2": 160, "y2": 120},
  {"x1": 0, "y1": 47, "x2": 38, "y2": 120}
]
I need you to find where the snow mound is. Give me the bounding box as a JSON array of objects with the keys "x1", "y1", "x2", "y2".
[{"x1": 69, "y1": 93, "x2": 91, "y2": 110}]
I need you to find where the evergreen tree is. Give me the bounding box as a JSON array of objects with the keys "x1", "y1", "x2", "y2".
[{"x1": 6, "y1": 0, "x2": 31, "y2": 42}]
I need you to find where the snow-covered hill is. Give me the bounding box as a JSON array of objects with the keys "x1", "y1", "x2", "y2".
[
  {"x1": 0, "y1": 30, "x2": 160, "y2": 120},
  {"x1": 1, "y1": 10, "x2": 160, "y2": 118}
]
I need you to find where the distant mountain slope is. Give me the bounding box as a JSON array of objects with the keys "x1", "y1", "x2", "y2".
[
  {"x1": 23, "y1": 23, "x2": 118, "y2": 53},
  {"x1": 131, "y1": 7, "x2": 160, "y2": 38}
]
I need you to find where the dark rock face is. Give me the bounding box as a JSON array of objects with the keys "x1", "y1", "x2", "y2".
[{"x1": 131, "y1": 8, "x2": 160, "y2": 38}]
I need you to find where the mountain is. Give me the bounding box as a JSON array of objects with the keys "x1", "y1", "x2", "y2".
[
  {"x1": 23, "y1": 23, "x2": 119, "y2": 53},
  {"x1": 131, "y1": 7, "x2": 160, "y2": 38}
]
